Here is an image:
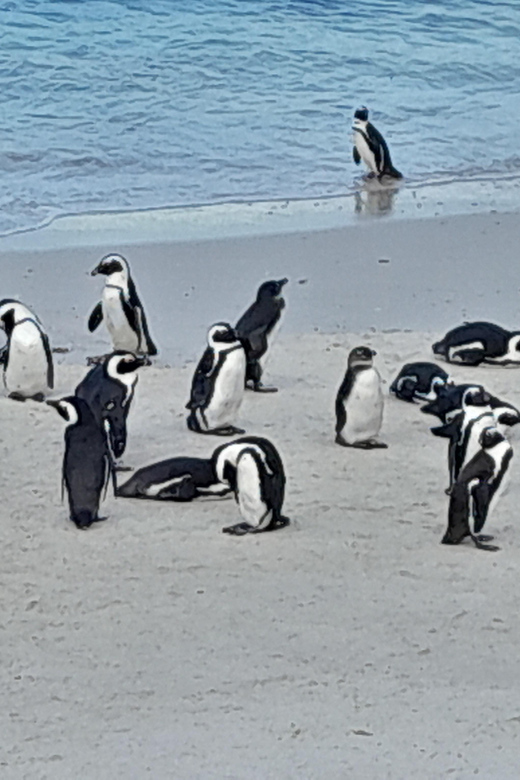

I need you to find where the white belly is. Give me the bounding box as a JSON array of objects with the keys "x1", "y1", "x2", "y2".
[
  {"x1": 354, "y1": 132, "x2": 378, "y2": 174},
  {"x1": 341, "y1": 369, "x2": 384, "y2": 444},
  {"x1": 4, "y1": 322, "x2": 50, "y2": 396},
  {"x1": 236, "y1": 452, "x2": 272, "y2": 530},
  {"x1": 205, "y1": 349, "x2": 246, "y2": 428},
  {"x1": 102, "y1": 287, "x2": 140, "y2": 352}
]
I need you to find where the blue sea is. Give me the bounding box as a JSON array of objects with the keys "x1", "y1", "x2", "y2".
[{"x1": 1, "y1": 0, "x2": 519, "y2": 238}]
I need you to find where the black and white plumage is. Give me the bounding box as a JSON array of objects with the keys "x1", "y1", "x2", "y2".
[
  {"x1": 432, "y1": 322, "x2": 520, "y2": 366},
  {"x1": 442, "y1": 427, "x2": 513, "y2": 552},
  {"x1": 390, "y1": 362, "x2": 451, "y2": 403},
  {"x1": 0, "y1": 298, "x2": 53, "y2": 401},
  {"x1": 421, "y1": 383, "x2": 520, "y2": 430},
  {"x1": 116, "y1": 456, "x2": 232, "y2": 501},
  {"x1": 213, "y1": 436, "x2": 289, "y2": 535},
  {"x1": 352, "y1": 107, "x2": 402, "y2": 181},
  {"x1": 47, "y1": 396, "x2": 115, "y2": 529},
  {"x1": 88, "y1": 254, "x2": 157, "y2": 356},
  {"x1": 335, "y1": 346, "x2": 387, "y2": 449},
  {"x1": 430, "y1": 387, "x2": 497, "y2": 491},
  {"x1": 235, "y1": 278, "x2": 288, "y2": 392},
  {"x1": 186, "y1": 322, "x2": 246, "y2": 436},
  {"x1": 75, "y1": 351, "x2": 150, "y2": 460}
]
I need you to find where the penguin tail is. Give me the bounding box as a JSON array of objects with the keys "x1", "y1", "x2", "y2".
[{"x1": 380, "y1": 166, "x2": 403, "y2": 180}]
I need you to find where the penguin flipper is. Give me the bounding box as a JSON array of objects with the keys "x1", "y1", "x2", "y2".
[
  {"x1": 88, "y1": 302, "x2": 104, "y2": 333},
  {"x1": 186, "y1": 348, "x2": 215, "y2": 409},
  {"x1": 450, "y1": 348, "x2": 486, "y2": 366},
  {"x1": 353, "y1": 146, "x2": 361, "y2": 165},
  {"x1": 41, "y1": 330, "x2": 54, "y2": 390},
  {"x1": 138, "y1": 307, "x2": 158, "y2": 356}
]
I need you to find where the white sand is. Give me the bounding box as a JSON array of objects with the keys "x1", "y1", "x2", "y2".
[{"x1": 3, "y1": 321, "x2": 520, "y2": 778}]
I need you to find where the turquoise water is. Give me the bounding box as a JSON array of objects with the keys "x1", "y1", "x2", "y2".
[{"x1": 1, "y1": 0, "x2": 519, "y2": 236}]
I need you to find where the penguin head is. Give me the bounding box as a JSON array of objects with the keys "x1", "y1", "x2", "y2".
[
  {"x1": 479, "y1": 426, "x2": 505, "y2": 449},
  {"x1": 91, "y1": 254, "x2": 129, "y2": 279},
  {"x1": 508, "y1": 334, "x2": 520, "y2": 354},
  {"x1": 0, "y1": 299, "x2": 37, "y2": 334},
  {"x1": 207, "y1": 322, "x2": 239, "y2": 347},
  {"x1": 354, "y1": 106, "x2": 369, "y2": 122},
  {"x1": 256, "y1": 278, "x2": 288, "y2": 301},
  {"x1": 106, "y1": 351, "x2": 151, "y2": 377},
  {"x1": 463, "y1": 386, "x2": 491, "y2": 408},
  {"x1": 348, "y1": 346, "x2": 376, "y2": 367},
  {"x1": 47, "y1": 396, "x2": 89, "y2": 426}
]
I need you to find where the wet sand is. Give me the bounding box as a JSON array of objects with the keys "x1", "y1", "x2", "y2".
[{"x1": 2, "y1": 209, "x2": 520, "y2": 778}]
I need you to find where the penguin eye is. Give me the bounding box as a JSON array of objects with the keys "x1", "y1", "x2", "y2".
[{"x1": 105, "y1": 401, "x2": 116, "y2": 411}]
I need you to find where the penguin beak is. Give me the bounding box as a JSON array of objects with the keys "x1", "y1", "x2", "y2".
[
  {"x1": 91, "y1": 268, "x2": 99, "y2": 276},
  {"x1": 137, "y1": 355, "x2": 152, "y2": 367},
  {"x1": 371, "y1": 349, "x2": 377, "y2": 356},
  {"x1": 46, "y1": 400, "x2": 60, "y2": 410},
  {"x1": 279, "y1": 278, "x2": 288, "y2": 286}
]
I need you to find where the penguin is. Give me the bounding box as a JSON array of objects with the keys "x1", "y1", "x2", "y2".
[
  {"x1": 186, "y1": 322, "x2": 247, "y2": 436},
  {"x1": 116, "y1": 456, "x2": 232, "y2": 500},
  {"x1": 88, "y1": 254, "x2": 157, "y2": 356},
  {"x1": 75, "y1": 351, "x2": 150, "y2": 461},
  {"x1": 422, "y1": 383, "x2": 520, "y2": 430},
  {"x1": 0, "y1": 298, "x2": 53, "y2": 401},
  {"x1": 212, "y1": 435, "x2": 289, "y2": 535},
  {"x1": 235, "y1": 278, "x2": 288, "y2": 392},
  {"x1": 47, "y1": 396, "x2": 115, "y2": 529},
  {"x1": 335, "y1": 346, "x2": 387, "y2": 449},
  {"x1": 430, "y1": 387, "x2": 497, "y2": 491},
  {"x1": 390, "y1": 362, "x2": 451, "y2": 403},
  {"x1": 442, "y1": 426, "x2": 513, "y2": 552},
  {"x1": 352, "y1": 107, "x2": 402, "y2": 181},
  {"x1": 432, "y1": 322, "x2": 520, "y2": 366}
]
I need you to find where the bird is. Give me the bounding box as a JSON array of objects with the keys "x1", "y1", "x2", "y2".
[{"x1": 352, "y1": 106, "x2": 402, "y2": 181}]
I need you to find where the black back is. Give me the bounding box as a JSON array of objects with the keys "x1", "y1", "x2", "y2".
[
  {"x1": 432, "y1": 322, "x2": 512, "y2": 363},
  {"x1": 390, "y1": 362, "x2": 449, "y2": 402},
  {"x1": 116, "y1": 456, "x2": 220, "y2": 500},
  {"x1": 235, "y1": 280, "x2": 287, "y2": 361}
]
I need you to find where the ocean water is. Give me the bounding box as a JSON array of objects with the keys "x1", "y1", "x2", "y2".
[{"x1": 1, "y1": 0, "x2": 519, "y2": 237}]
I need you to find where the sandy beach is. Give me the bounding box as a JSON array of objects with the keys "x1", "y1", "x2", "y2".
[{"x1": 3, "y1": 206, "x2": 520, "y2": 779}]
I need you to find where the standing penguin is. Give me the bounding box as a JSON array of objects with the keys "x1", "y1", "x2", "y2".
[
  {"x1": 442, "y1": 426, "x2": 513, "y2": 552},
  {"x1": 47, "y1": 396, "x2": 115, "y2": 529},
  {"x1": 75, "y1": 351, "x2": 150, "y2": 461},
  {"x1": 335, "y1": 346, "x2": 387, "y2": 449},
  {"x1": 213, "y1": 435, "x2": 290, "y2": 535},
  {"x1": 88, "y1": 254, "x2": 157, "y2": 356},
  {"x1": 0, "y1": 298, "x2": 53, "y2": 401},
  {"x1": 235, "y1": 278, "x2": 288, "y2": 392},
  {"x1": 186, "y1": 322, "x2": 247, "y2": 436},
  {"x1": 352, "y1": 107, "x2": 402, "y2": 181}
]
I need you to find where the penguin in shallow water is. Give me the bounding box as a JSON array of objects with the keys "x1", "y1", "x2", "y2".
[
  {"x1": 235, "y1": 278, "x2": 288, "y2": 392},
  {"x1": 47, "y1": 396, "x2": 115, "y2": 529},
  {"x1": 116, "y1": 456, "x2": 232, "y2": 500},
  {"x1": 390, "y1": 362, "x2": 451, "y2": 403},
  {"x1": 213, "y1": 435, "x2": 289, "y2": 535},
  {"x1": 335, "y1": 346, "x2": 387, "y2": 449},
  {"x1": 442, "y1": 426, "x2": 513, "y2": 552},
  {"x1": 186, "y1": 322, "x2": 246, "y2": 436},
  {"x1": 0, "y1": 298, "x2": 53, "y2": 401},
  {"x1": 88, "y1": 254, "x2": 157, "y2": 356},
  {"x1": 75, "y1": 351, "x2": 150, "y2": 461},
  {"x1": 432, "y1": 322, "x2": 520, "y2": 366},
  {"x1": 352, "y1": 107, "x2": 402, "y2": 181}
]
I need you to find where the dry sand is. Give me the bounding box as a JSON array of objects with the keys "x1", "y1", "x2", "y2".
[{"x1": 2, "y1": 209, "x2": 520, "y2": 778}]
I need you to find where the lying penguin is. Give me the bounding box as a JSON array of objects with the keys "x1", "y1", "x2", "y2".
[
  {"x1": 186, "y1": 322, "x2": 246, "y2": 436},
  {"x1": 88, "y1": 254, "x2": 157, "y2": 357},
  {"x1": 235, "y1": 278, "x2": 288, "y2": 392},
  {"x1": 352, "y1": 106, "x2": 402, "y2": 181},
  {"x1": 335, "y1": 346, "x2": 387, "y2": 449},
  {"x1": 48, "y1": 396, "x2": 115, "y2": 530},
  {"x1": 390, "y1": 362, "x2": 451, "y2": 403},
  {"x1": 0, "y1": 298, "x2": 53, "y2": 401},
  {"x1": 75, "y1": 351, "x2": 150, "y2": 464},
  {"x1": 213, "y1": 436, "x2": 290, "y2": 535},
  {"x1": 432, "y1": 322, "x2": 520, "y2": 366},
  {"x1": 442, "y1": 426, "x2": 513, "y2": 552},
  {"x1": 422, "y1": 383, "x2": 520, "y2": 430},
  {"x1": 116, "y1": 455, "x2": 232, "y2": 501}
]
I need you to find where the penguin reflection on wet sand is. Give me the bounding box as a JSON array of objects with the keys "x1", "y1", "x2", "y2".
[
  {"x1": 335, "y1": 346, "x2": 387, "y2": 449},
  {"x1": 75, "y1": 351, "x2": 150, "y2": 464},
  {"x1": 0, "y1": 298, "x2": 54, "y2": 401},
  {"x1": 442, "y1": 426, "x2": 513, "y2": 552},
  {"x1": 47, "y1": 396, "x2": 115, "y2": 530},
  {"x1": 186, "y1": 322, "x2": 246, "y2": 436},
  {"x1": 352, "y1": 107, "x2": 402, "y2": 181},
  {"x1": 213, "y1": 436, "x2": 290, "y2": 535},
  {"x1": 235, "y1": 278, "x2": 288, "y2": 392},
  {"x1": 88, "y1": 254, "x2": 157, "y2": 357}
]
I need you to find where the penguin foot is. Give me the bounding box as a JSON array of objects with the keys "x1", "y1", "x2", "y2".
[
  {"x1": 471, "y1": 533, "x2": 500, "y2": 552},
  {"x1": 222, "y1": 522, "x2": 255, "y2": 536},
  {"x1": 30, "y1": 393, "x2": 45, "y2": 402},
  {"x1": 114, "y1": 461, "x2": 133, "y2": 472},
  {"x1": 266, "y1": 515, "x2": 291, "y2": 532},
  {"x1": 249, "y1": 383, "x2": 279, "y2": 393},
  {"x1": 211, "y1": 426, "x2": 246, "y2": 437},
  {"x1": 8, "y1": 392, "x2": 27, "y2": 402},
  {"x1": 475, "y1": 534, "x2": 494, "y2": 543},
  {"x1": 349, "y1": 439, "x2": 388, "y2": 449}
]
